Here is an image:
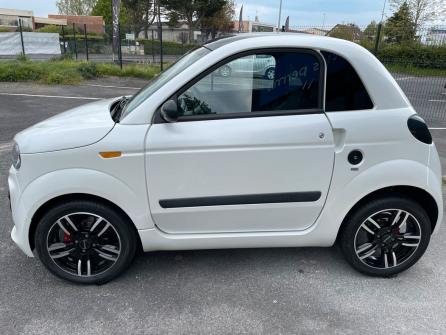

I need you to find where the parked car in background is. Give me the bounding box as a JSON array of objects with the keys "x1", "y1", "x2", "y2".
[
  {"x1": 218, "y1": 54, "x2": 276, "y2": 79},
  {"x1": 8, "y1": 34, "x2": 443, "y2": 284}
]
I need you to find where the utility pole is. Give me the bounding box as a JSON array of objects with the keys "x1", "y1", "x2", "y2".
[
  {"x1": 380, "y1": 0, "x2": 387, "y2": 23},
  {"x1": 374, "y1": 0, "x2": 387, "y2": 55},
  {"x1": 18, "y1": 18, "x2": 25, "y2": 56},
  {"x1": 277, "y1": 0, "x2": 283, "y2": 31}
]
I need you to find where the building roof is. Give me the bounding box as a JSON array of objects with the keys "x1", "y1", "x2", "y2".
[
  {"x1": 34, "y1": 17, "x2": 67, "y2": 26},
  {"x1": 293, "y1": 28, "x2": 329, "y2": 35},
  {"x1": 0, "y1": 8, "x2": 33, "y2": 17}
]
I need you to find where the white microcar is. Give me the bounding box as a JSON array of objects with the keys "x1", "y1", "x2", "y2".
[{"x1": 8, "y1": 34, "x2": 443, "y2": 284}]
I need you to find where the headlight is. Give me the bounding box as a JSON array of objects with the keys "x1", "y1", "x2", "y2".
[{"x1": 11, "y1": 142, "x2": 21, "y2": 169}]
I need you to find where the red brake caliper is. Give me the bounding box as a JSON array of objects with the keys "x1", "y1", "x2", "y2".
[{"x1": 63, "y1": 233, "x2": 71, "y2": 243}]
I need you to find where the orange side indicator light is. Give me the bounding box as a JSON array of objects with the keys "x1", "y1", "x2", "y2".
[{"x1": 99, "y1": 151, "x2": 122, "y2": 159}]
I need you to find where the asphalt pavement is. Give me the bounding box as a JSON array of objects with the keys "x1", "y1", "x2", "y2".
[{"x1": 0, "y1": 76, "x2": 445, "y2": 334}]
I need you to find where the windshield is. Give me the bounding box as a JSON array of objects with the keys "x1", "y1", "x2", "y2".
[{"x1": 120, "y1": 47, "x2": 211, "y2": 120}]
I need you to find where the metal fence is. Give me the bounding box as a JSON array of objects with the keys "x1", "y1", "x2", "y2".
[
  {"x1": 60, "y1": 24, "x2": 201, "y2": 65},
  {"x1": 1, "y1": 22, "x2": 445, "y2": 126},
  {"x1": 5, "y1": 23, "x2": 446, "y2": 66}
]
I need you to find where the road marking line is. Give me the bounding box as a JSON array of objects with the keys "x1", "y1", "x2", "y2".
[
  {"x1": 0, "y1": 142, "x2": 12, "y2": 152},
  {"x1": 395, "y1": 77, "x2": 413, "y2": 81},
  {"x1": 83, "y1": 84, "x2": 140, "y2": 90},
  {"x1": 0, "y1": 93, "x2": 102, "y2": 100},
  {"x1": 429, "y1": 99, "x2": 446, "y2": 103}
]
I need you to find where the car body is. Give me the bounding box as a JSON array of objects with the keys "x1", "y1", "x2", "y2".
[
  {"x1": 8, "y1": 34, "x2": 443, "y2": 284},
  {"x1": 218, "y1": 54, "x2": 276, "y2": 79}
]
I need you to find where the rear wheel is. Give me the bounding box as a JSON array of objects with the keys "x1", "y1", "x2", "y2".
[
  {"x1": 264, "y1": 67, "x2": 275, "y2": 80},
  {"x1": 339, "y1": 197, "x2": 431, "y2": 277},
  {"x1": 35, "y1": 200, "x2": 137, "y2": 284}
]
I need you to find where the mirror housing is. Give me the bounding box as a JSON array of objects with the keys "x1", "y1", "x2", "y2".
[{"x1": 160, "y1": 99, "x2": 179, "y2": 122}]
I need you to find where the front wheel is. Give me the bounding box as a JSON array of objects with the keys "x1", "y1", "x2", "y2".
[
  {"x1": 35, "y1": 200, "x2": 137, "y2": 284},
  {"x1": 219, "y1": 65, "x2": 231, "y2": 77},
  {"x1": 339, "y1": 196, "x2": 431, "y2": 277}
]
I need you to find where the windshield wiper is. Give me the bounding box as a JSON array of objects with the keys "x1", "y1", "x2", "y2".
[{"x1": 111, "y1": 96, "x2": 129, "y2": 122}]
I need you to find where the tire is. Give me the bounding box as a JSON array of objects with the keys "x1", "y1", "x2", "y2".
[
  {"x1": 35, "y1": 200, "x2": 137, "y2": 284},
  {"x1": 219, "y1": 65, "x2": 231, "y2": 77},
  {"x1": 264, "y1": 67, "x2": 275, "y2": 80},
  {"x1": 339, "y1": 196, "x2": 431, "y2": 277}
]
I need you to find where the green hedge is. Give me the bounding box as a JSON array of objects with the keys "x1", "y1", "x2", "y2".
[
  {"x1": 376, "y1": 45, "x2": 446, "y2": 69},
  {"x1": 137, "y1": 39, "x2": 196, "y2": 55},
  {"x1": 0, "y1": 60, "x2": 160, "y2": 84}
]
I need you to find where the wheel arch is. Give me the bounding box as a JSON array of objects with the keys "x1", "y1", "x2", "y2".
[
  {"x1": 336, "y1": 185, "x2": 439, "y2": 243},
  {"x1": 28, "y1": 193, "x2": 142, "y2": 252}
]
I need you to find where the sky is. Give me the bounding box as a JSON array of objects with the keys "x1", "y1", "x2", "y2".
[
  {"x1": 236, "y1": 0, "x2": 389, "y2": 28},
  {"x1": 0, "y1": 0, "x2": 390, "y2": 28}
]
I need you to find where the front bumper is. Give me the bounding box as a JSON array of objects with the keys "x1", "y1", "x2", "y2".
[{"x1": 8, "y1": 166, "x2": 34, "y2": 257}]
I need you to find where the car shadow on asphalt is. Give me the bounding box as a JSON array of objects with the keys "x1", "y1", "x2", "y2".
[{"x1": 124, "y1": 246, "x2": 360, "y2": 283}]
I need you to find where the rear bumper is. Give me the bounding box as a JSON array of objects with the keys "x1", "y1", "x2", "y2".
[{"x1": 429, "y1": 145, "x2": 444, "y2": 235}]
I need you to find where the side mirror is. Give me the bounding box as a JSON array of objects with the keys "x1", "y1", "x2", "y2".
[{"x1": 160, "y1": 99, "x2": 179, "y2": 122}]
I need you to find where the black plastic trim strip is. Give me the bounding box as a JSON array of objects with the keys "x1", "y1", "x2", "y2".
[
  {"x1": 159, "y1": 191, "x2": 322, "y2": 208},
  {"x1": 171, "y1": 108, "x2": 324, "y2": 122}
]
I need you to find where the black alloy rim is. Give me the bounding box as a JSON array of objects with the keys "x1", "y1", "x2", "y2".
[
  {"x1": 354, "y1": 209, "x2": 422, "y2": 269},
  {"x1": 46, "y1": 212, "x2": 121, "y2": 277}
]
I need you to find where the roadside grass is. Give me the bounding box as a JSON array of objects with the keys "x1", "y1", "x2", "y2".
[
  {"x1": 95, "y1": 63, "x2": 160, "y2": 79},
  {"x1": 0, "y1": 59, "x2": 160, "y2": 84},
  {"x1": 385, "y1": 64, "x2": 446, "y2": 77},
  {"x1": 2, "y1": 58, "x2": 444, "y2": 84}
]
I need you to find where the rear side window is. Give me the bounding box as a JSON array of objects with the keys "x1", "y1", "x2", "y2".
[
  {"x1": 177, "y1": 51, "x2": 322, "y2": 118},
  {"x1": 322, "y1": 51, "x2": 373, "y2": 111}
]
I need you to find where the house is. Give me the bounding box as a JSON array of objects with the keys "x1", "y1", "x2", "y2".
[
  {"x1": 33, "y1": 17, "x2": 67, "y2": 30},
  {"x1": 423, "y1": 27, "x2": 446, "y2": 46},
  {"x1": 48, "y1": 15, "x2": 104, "y2": 34},
  {"x1": 232, "y1": 20, "x2": 277, "y2": 33},
  {"x1": 138, "y1": 22, "x2": 202, "y2": 43},
  {"x1": 292, "y1": 28, "x2": 329, "y2": 36},
  {"x1": 0, "y1": 8, "x2": 34, "y2": 31},
  {"x1": 0, "y1": 8, "x2": 67, "y2": 31},
  {"x1": 327, "y1": 24, "x2": 363, "y2": 42}
]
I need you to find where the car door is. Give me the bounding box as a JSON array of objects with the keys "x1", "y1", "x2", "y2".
[{"x1": 146, "y1": 49, "x2": 335, "y2": 234}]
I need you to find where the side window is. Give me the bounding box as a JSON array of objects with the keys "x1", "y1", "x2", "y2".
[
  {"x1": 322, "y1": 51, "x2": 374, "y2": 111},
  {"x1": 177, "y1": 51, "x2": 322, "y2": 117}
]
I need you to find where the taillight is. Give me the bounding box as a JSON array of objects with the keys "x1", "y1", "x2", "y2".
[{"x1": 407, "y1": 115, "x2": 432, "y2": 144}]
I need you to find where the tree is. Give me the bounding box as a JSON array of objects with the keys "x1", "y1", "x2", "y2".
[
  {"x1": 56, "y1": 0, "x2": 98, "y2": 15},
  {"x1": 91, "y1": 0, "x2": 131, "y2": 25},
  {"x1": 389, "y1": 0, "x2": 446, "y2": 29},
  {"x1": 121, "y1": 0, "x2": 158, "y2": 38},
  {"x1": 385, "y1": 2, "x2": 416, "y2": 44},
  {"x1": 201, "y1": 0, "x2": 234, "y2": 39},
  {"x1": 160, "y1": 0, "x2": 229, "y2": 42},
  {"x1": 364, "y1": 20, "x2": 378, "y2": 40}
]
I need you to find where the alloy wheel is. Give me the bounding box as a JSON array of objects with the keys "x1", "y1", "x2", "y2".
[
  {"x1": 354, "y1": 209, "x2": 421, "y2": 269},
  {"x1": 46, "y1": 212, "x2": 121, "y2": 277},
  {"x1": 219, "y1": 65, "x2": 231, "y2": 77},
  {"x1": 265, "y1": 68, "x2": 275, "y2": 80}
]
